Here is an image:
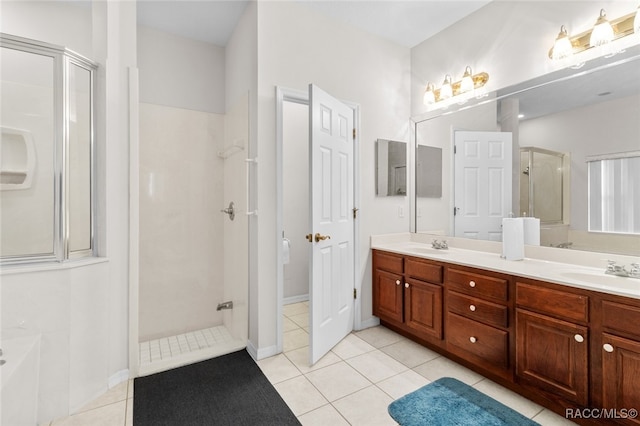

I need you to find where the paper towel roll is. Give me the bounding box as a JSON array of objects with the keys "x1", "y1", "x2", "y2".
[
  {"x1": 502, "y1": 218, "x2": 524, "y2": 261},
  {"x1": 523, "y1": 217, "x2": 540, "y2": 246},
  {"x1": 283, "y1": 238, "x2": 291, "y2": 265}
]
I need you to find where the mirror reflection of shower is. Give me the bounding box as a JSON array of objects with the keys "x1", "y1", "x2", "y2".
[{"x1": 519, "y1": 147, "x2": 569, "y2": 223}]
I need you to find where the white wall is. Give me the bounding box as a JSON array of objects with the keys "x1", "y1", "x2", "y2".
[
  {"x1": 138, "y1": 103, "x2": 226, "y2": 341},
  {"x1": 0, "y1": 1, "x2": 93, "y2": 57},
  {"x1": 283, "y1": 101, "x2": 310, "y2": 301},
  {"x1": 251, "y1": 0, "x2": 411, "y2": 356},
  {"x1": 137, "y1": 26, "x2": 225, "y2": 114}
]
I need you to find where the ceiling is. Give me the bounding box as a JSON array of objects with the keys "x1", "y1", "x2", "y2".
[{"x1": 135, "y1": 0, "x2": 492, "y2": 48}]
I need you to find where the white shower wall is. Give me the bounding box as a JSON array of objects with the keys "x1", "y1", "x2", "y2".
[{"x1": 139, "y1": 103, "x2": 226, "y2": 341}]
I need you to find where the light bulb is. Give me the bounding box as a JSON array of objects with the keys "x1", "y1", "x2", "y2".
[
  {"x1": 552, "y1": 25, "x2": 573, "y2": 60},
  {"x1": 423, "y1": 83, "x2": 435, "y2": 105},
  {"x1": 440, "y1": 75, "x2": 453, "y2": 100},
  {"x1": 590, "y1": 9, "x2": 614, "y2": 47},
  {"x1": 460, "y1": 66, "x2": 474, "y2": 93}
]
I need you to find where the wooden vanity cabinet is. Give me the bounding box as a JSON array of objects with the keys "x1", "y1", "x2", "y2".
[
  {"x1": 515, "y1": 281, "x2": 590, "y2": 406},
  {"x1": 372, "y1": 250, "x2": 443, "y2": 342},
  {"x1": 372, "y1": 248, "x2": 640, "y2": 424}
]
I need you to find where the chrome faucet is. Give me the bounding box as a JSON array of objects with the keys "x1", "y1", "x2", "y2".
[
  {"x1": 431, "y1": 239, "x2": 448, "y2": 250},
  {"x1": 606, "y1": 261, "x2": 640, "y2": 279}
]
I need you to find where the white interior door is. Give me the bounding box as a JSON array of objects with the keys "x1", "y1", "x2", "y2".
[
  {"x1": 454, "y1": 131, "x2": 512, "y2": 241},
  {"x1": 308, "y1": 84, "x2": 354, "y2": 365}
]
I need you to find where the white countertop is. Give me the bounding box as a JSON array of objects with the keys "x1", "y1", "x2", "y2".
[{"x1": 371, "y1": 233, "x2": 640, "y2": 300}]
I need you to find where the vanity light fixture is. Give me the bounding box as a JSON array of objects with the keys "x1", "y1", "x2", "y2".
[
  {"x1": 549, "y1": 6, "x2": 639, "y2": 64},
  {"x1": 422, "y1": 67, "x2": 489, "y2": 108}
]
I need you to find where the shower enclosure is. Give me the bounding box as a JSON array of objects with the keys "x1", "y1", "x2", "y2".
[
  {"x1": 519, "y1": 147, "x2": 567, "y2": 223},
  {"x1": 137, "y1": 94, "x2": 249, "y2": 376}
]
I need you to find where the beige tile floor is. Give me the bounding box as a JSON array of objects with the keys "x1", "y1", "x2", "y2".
[{"x1": 47, "y1": 301, "x2": 576, "y2": 425}]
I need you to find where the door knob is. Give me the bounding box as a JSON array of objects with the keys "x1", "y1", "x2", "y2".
[{"x1": 315, "y1": 233, "x2": 331, "y2": 242}]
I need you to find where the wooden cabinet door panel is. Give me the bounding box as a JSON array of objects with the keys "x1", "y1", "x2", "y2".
[
  {"x1": 405, "y1": 256, "x2": 443, "y2": 284},
  {"x1": 373, "y1": 269, "x2": 403, "y2": 323},
  {"x1": 602, "y1": 333, "x2": 640, "y2": 425},
  {"x1": 447, "y1": 312, "x2": 509, "y2": 367},
  {"x1": 447, "y1": 290, "x2": 509, "y2": 328},
  {"x1": 405, "y1": 278, "x2": 443, "y2": 339},
  {"x1": 516, "y1": 309, "x2": 588, "y2": 405},
  {"x1": 448, "y1": 268, "x2": 508, "y2": 302}
]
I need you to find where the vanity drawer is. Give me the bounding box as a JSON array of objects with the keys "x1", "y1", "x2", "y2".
[
  {"x1": 373, "y1": 250, "x2": 403, "y2": 274},
  {"x1": 516, "y1": 282, "x2": 588, "y2": 323},
  {"x1": 406, "y1": 256, "x2": 443, "y2": 284},
  {"x1": 447, "y1": 268, "x2": 508, "y2": 302},
  {"x1": 602, "y1": 300, "x2": 640, "y2": 339},
  {"x1": 447, "y1": 312, "x2": 509, "y2": 367},
  {"x1": 447, "y1": 290, "x2": 508, "y2": 328}
]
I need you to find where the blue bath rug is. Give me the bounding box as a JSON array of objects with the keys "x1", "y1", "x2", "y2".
[{"x1": 388, "y1": 377, "x2": 540, "y2": 426}]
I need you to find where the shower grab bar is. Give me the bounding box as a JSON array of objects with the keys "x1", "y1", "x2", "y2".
[{"x1": 245, "y1": 158, "x2": 258, "y2": 216}]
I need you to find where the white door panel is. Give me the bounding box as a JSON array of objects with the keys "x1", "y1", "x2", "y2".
[
  {"x1": 309, "y1": 84, "x2": 354, "y2": 365},
  {"x1": 454, "y1": 131, "x2": 512, "y2": 241}
]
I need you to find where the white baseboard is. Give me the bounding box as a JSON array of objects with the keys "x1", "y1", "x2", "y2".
[
  {"x1": 246, "y1": 340, "x2": 279, "y2": 361},
  {"x1": 108, "y1": 369, "x2": 130, "y2": 388},
  {"x1": 356, "y1": 316, "x2": 380, "y2": 331},
  {"x1": 283, "y1": 294, "x2": 309, "y2": 305}
]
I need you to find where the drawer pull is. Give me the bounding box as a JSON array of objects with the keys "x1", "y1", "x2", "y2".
[
  {"x1": 574, "y1": 334, "x2": 584, "y2": 343},
  {"x1": 469, "y1": 336, "x2": 477, "y2": 343},
  {"x1": 405, "y1": 283, "x2": 409, "y2": 288},
  {"x1": 469, "y1": 304, "x2": 476, "y2": 312},
  {"x1": 395, "y1": 280, "x2": 401, "y2": 285},
  {"x1": 469, "y1": 280, "x2": 476, "y2": 288},
  {"x1": 603, "y1": 343, "x2": 614, "y2": 353}
]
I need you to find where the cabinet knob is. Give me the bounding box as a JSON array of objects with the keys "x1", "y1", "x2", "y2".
[
  {"x1": 405, "y1": 283, "x2": 409, "y2": 288},
  {"x1": 469, "y1": 305, "x2": 476, "y2": 312},
  {"x1": 469, "y1": 336, "x2": 477, "y2": 343},
  {"x1": 574, "y1": 334, "x2": 584, "y2": 343},
  {"x1": 603, "y1": 343, "x2": 614, "y2": 353},
  {"x1": 395, "y1": 280, "x2": 401, "y2": 285},
  {"x1": 469, "y1": 280, "x2": 476, "y2": 288}
]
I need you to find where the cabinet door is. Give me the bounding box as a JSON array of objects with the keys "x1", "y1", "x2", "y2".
[
  {"x1": 602, "y1": 333, "x2": 640, "y2": 425},
  {"x1": 405, "y1": 278, "x2": 442, "y2": 339},
  {"x1": 373, "y1": 269, "x2": 403, "y2": 324},
  {"x1": 516, "y1": 309, "x2": 588, "y2": 405}
]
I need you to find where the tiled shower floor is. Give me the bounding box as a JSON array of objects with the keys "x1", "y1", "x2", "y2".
[{"x1": 139, "y1": 325, "x2": 234, "y2": 367}]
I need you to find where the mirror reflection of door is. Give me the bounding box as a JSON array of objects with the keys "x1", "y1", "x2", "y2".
[{"x1": 454, "y1": 130, "x2": 513, "y2": 241}]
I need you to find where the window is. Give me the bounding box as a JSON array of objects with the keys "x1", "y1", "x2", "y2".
[
  {"x1": 588, "y1": 153, "x2": 640, "y2": 234},
  {"x1": 1, "y1": 34, "x2": 97, "y2": 264}
]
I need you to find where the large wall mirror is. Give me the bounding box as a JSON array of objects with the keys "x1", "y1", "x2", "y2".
[{"x1": 413, "y1": 45, "x2": 640, "y2": 256}]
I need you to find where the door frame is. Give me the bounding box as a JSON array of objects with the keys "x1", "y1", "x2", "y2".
[{"x1": 275, "y1": 86, "x2": 361, "y2": 354}]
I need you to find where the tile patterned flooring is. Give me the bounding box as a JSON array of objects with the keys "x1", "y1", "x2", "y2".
[
  {"x1": 48, "y1": 302, "x2": 576, "y2": 425},
  {"x1": 139, "y1": 326, "x2": 234, "y2": 367}
]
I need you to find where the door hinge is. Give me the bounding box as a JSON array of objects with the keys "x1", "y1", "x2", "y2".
[
  {"x1": 352, "y1": 128, "x2": 356, "y2": 140},
  {"x1": 353, "y1": 288, "x2": 357, "y2": 299},
  {"x1": 454, "y1": 207, "x2": 459, "y2": 216},
  {"x1": 454, "y1": 145, "x2": 457, "y2": 154},
  {"x1": 353, "y1": 207, "x2": 359, "y2": 219}
]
